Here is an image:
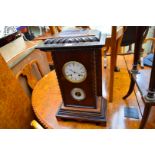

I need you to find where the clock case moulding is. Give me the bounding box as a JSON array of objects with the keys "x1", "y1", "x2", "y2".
[{"x1": 36, "y1": 29, "x2": 107, "y2": 126}]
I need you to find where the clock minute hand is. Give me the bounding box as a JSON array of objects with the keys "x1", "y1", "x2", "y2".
[{"x1": 69, "y1": 69, "x2": 78, "y2": 74}]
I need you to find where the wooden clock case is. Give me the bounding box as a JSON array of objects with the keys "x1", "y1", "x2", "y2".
[{"x1": 37, "y1": 30, "x2": 107, "y2": 125}]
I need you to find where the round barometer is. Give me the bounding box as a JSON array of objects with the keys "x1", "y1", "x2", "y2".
[{"x1": 71, "y1": 88, "x2": 86, "y2": 101}]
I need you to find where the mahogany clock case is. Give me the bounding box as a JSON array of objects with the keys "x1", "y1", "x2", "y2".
[
  {"x1": 36, "y1": 30, "x2": 107, "y2": 125},
  {"x1": 52, "y1": 48, "x2": 97, "y2": 108},
  {"x1": 52, "y1": 47, "x2": 106, "y2": 125}
]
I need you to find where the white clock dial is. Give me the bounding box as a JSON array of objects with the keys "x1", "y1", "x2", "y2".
[
  {"x1": 62, "y1": 61, "x2": 87, "y2": 83},
  {"x1": 71, "y1": 88, "x2": 86, "y2": 101}
]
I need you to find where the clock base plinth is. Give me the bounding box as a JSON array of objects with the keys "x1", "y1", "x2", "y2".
[{"x1": 56, "y1": 96, "x2": 107, "y2": 126}]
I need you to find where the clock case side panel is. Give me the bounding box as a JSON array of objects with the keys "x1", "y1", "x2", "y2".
[
  {"x1": 95, "y1": 48, "x2": 102, "y2": 96},
  {"x1": 52, "y1": 48, "x2": 97, "y2": 109}
]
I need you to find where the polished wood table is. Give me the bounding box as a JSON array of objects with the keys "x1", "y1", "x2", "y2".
[{"x1": 32, "y1": 71, "x2": 105, "y2": 129}]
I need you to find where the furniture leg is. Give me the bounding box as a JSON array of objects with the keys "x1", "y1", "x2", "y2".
[
  {"x1": 112, "y1": 43, "x2": 119, "y2": 73},
  {"x1": 140, "y1": 30, "x2": 155, "y2": 129},
  {"x1": 146, "y1": 53, "x2": 155, "y2": 99},
  {"x1": 114, "y1": 66, "x2": 120, "y2": 72},
  {"x1": 123, "y1": 76, "x2": 135, "y2": 99},
  {"x1": 109, "y1": 27, "x2": 117, "y2": 102},
  {"x1": 139, "y1": 104, "x2": 151, "y2": 129},
  {"x1": 123, "y1": 27, "x2": 146, "y2": 99}
]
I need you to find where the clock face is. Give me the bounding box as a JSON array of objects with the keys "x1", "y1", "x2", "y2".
[
  {"x1": 62, "y1": 61, "x2": 87, "y2": 83},
  {"x1": 71, "y1": 88, "x2": 86, "y2": 101}
]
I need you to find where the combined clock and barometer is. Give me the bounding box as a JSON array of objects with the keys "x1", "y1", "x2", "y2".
[
  {"x1": 37, "y1": 29, "x2": 107, "y2": 125},
  {"x1": 63, "y1": 61, "x2": 87, "y2": 101}
]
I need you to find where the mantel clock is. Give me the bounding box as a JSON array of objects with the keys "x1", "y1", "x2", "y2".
[{"x1": 37, "y1": 29, "x2": 107, "y2": 125}]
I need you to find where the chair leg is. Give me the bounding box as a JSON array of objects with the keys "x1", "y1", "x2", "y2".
[
  {"x1": 123, "y1": 76, "x2": 135, "y2": 99},
  {"x1": 139, "y1": 104, "x2": 151, "y2": 129}
]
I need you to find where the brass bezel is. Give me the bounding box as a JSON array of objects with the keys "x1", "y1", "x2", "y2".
[
  {"x1": 71, "y1": 88, "x2": 86, "y2": 101},
  {"x1": 62, "y1": 61, "x2": 87, "y2": 83}
]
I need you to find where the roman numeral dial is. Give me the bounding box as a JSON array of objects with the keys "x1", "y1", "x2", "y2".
[{"x1": 62, "y1": 61, "x2": 87, "y2": 83}]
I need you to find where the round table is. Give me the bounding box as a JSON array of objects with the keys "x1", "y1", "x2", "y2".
[{"x1": 32, "y1": 71, "x2": 105, "y2": 129}]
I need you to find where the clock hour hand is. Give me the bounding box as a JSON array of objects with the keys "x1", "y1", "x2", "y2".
[
  {"x1": 69, "y1": 69, "x2": 78, "y2": 74},
  {"x1": 68, "y1": 69, "x2": 83, "y2": 76}
]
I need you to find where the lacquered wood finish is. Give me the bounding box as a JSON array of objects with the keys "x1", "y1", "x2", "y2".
[
  {"x1": 132, "y1": 27, "x2": 147, "y2": 71},
  {"x1": 52, "y1": 49, "x2": 97, "y2": 108},
  {"x1": 0, "y1": 54, "x2": 35, "y2": 128},
  {"x1": 109, "y1": 26, "x2": 117, "y2": 102},
  {"x1": 10, "y1": 49, "x2": 50, "y2": 98},
  {"x1": 123, "y1": 26, "x2": 155, "y2": 128},
  {"x1": 36, "y1": 30, "x2": 106, "y2": 50},
  {"x1": 36, "y1": 30, "x2": 107, "y2": 124},
  {"x1": 95, "y1": 48, "x2": 102, "y2": 96},
  {"x1": 16, "y1": 60, "x2": 44, "y2": 89},
  {"x1": 147, "y1": 53, "x2": 155, "y2": 99},
  {"x1": 32, "y1": 55, "x2": 147, "y2": 129},
  {"x1": 132, "y1": 69, "x2": 151, "y2": 97},
  {"x1": 32, "y1": 71, "x2": 107, "y2": 128},
  {"x1": 105, "y1": 26, "x2": 125, "y2": 102}
]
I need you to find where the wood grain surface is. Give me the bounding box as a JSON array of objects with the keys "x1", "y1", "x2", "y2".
[
  {"x1": 31, "y1": 55, "x2": 155, "y2": 129},
  {"x1": 0, "y1": 54, "x2": 35, "y2": 128}
]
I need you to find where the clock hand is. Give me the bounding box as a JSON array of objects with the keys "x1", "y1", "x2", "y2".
[
  {"x1": 69, "y1": 69, "x2": 75, "y2": 73},
  {"x1": 69, "y1": 69, "x2": 79, "y2": 74},
  {"x1": 68, "y1": 69, "x2": 83, "y2": 76}
]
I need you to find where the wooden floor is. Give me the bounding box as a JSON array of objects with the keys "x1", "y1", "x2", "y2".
[
  {"x1": 40, "y1": 54, "x2": 155, "y2": 129},
  {"x1": 105, "y1": 54, "x2": 155, "y2": 129},
  {"x1": 102, "y1": 55, "x2": 141, "y2": 129}
]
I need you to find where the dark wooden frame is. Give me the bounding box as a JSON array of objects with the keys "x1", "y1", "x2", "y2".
[{"x1": 37, "y1": 30, "x2": 107, "y2": 125}]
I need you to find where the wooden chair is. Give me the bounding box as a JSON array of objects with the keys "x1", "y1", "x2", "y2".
[
  {"x1": 105, "y1": 26, "x2": 148, "y2": 102},
  {"x1": 49, "y1": 26, "x2": 62, "y2": 35},
  {"x1": 16, "y1": 59, "x2": 45, "y2": 128},
  {"x1": 16, "y1": 60, "x2": 44, "y2": 90},
  {"x1": 103, "y1": 26, "x2": 125, "y2": 71},
  {"x1": 120, "y1": 26, "x2": 149, "y2": 68},
  {"x1": 106, "y1": 26, "x2": 125, "y2": 102},
  {"x1": 0, "y1": 54, "x2": 35, "y2": 128}
]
